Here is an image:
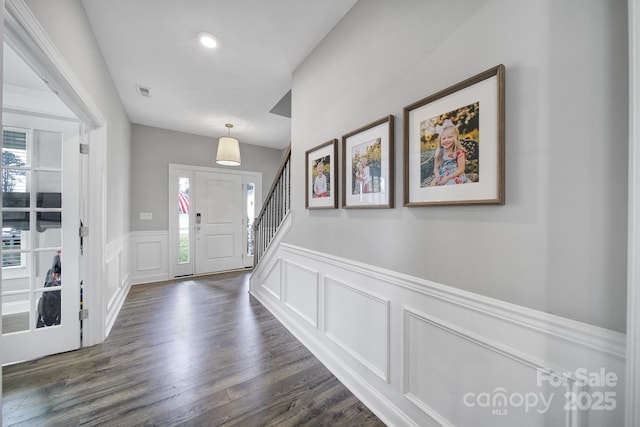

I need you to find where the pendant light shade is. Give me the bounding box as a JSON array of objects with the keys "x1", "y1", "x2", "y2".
[{"x1": 216, "y1": 124, "x2": 241, "y2": 166}]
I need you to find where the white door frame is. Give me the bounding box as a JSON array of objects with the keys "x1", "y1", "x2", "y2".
[
  {"x1": 2, "y1": 0, "x2": 106, "y2": 351},
  {"x1": 168, "y1": 163, "x2": 262, "y2": 278}
]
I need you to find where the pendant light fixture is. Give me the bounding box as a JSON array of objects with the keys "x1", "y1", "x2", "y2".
[{"x1": 216, "y1": 123, "x2": 241, "y2": 166}]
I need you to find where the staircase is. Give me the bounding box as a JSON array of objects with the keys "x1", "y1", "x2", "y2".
[{"x1": 254, "y1": 145, "x2": 291, "y2": 266}]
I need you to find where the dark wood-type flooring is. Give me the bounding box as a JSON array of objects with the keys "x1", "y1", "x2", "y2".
[{"x1": 3, "y1": 271, "x2": 385, "y2": 426}]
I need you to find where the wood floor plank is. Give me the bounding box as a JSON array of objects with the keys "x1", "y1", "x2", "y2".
[{"x1": 3, "y1": 271, "x2": 385, "y2": 426}]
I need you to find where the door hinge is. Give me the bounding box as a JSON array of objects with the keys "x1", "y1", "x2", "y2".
[
  {"x1": 79, "y1": 308, "x2": 89, "y2": 320},
  {"x1": 79, "y1": 226, "x2": 89, "y2": 237},
  {"x1": 80, "y1": 143, "x2": 89, "y2": 154}
]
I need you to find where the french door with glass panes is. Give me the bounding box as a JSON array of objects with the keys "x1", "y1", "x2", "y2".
[{"x1": 1, "y1": 112, "x2": 81, "y2": 364}]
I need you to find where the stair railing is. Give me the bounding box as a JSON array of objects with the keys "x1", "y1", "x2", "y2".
[{"x1": 254, "y1": 145, "x2": 291, "y2": 266}]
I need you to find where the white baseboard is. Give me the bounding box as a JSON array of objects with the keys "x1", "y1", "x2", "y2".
[
  {"x1": 104, "y1": 278, "x2": 130, "y2": 337},
  {"x1": 250, "y1": 243, "x2": 626, "y2": 427}
]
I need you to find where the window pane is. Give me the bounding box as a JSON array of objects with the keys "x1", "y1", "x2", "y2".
[
  {"x1": 2, "y1": 293, "x2": 30, "y2": 333},
  {"x1": 246, "y1": 182, "x2": 255, "y2": 256},
  {"x1": 36, "y1": 213, "x2": 61, "y2": 247},
  {"x1": 36, "y1": 251, "x2": 61, "y2": 290},
  {"x1": 2, "y1": 226, "x2": 22, "y2": 251},
  {"x1": 34, "y1": 171, "x2": 61, "y2": 194},
  {"x1": 37, "y1": 192, "x2": 61, "y2": 209},
  {"x1": 178, "y1": 177, "x2": 190, "y2": 263},
  {"x1": 33, "y1": 130, "x2": 62, "y2": 169},
  {"x1": 36, "y1": 289, "x2": 61, "y2": 328},
  {"x1": 2, "y1": 214, "x2": 30, "y2": 251},
  {"x1": 2, "y1": 169, "x2": 30, "y2": 205},
  {"x1": 2, "y1": 130, "x2": 28, "y2": 167}
]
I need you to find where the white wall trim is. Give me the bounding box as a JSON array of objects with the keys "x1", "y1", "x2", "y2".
[
  {"x1": 402, "y1": 307, "x2": 583, "y2": 427},
  {"x1": 627, "y1": 0, "x2": 640, "y2": 425},
  {"x1": 282, "y1": 259, "x2": 319, "y2": 328},
  {"x1": 250, "y1": 274, "x2": 416, "y2": 427},
  {"x1": 104, "y1": 234, "x2": 130, "y2": 337},
  {"x1": 324, "y1": 275, "x2": 390, "y2": 383},
  {"x1": 129, "y1": 230, "x2": 169, "y2": 285},
  {"x1": 260, "y1": 257, "x2": 283, "y2": 300},
  {"x1": 280, "y1": 243, "x2": 625, "y2": 360},
  {"x1": 105, "y1": 234, "x2": 126, "y2": 259},
  {"x1": 252, "y1": 242, "x2": 625, "y2": 426},
  {"x1": 104, "y1": 282, "x2": 128, "y2": 337}
]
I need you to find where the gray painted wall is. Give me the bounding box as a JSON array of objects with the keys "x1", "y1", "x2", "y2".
[
  {"x1": 25, "y1": 0, "x2": 132, "y2": 243},
  {"x1": 130, "y1": 124, "x2": 285, "y2": 232},
  {"x1": 287, "y1": 0, "x2": 628, "y2": 332}
]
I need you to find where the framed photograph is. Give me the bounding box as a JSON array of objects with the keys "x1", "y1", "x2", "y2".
[
  {"x1": 403, "y1": 64, "x2": 505, "y2": 206},
  {"x1": 306, "y1": 139, "x2": 338, "y2": 209},
  {"x1": 342, "y1": 115, "x2": 394, "y2": 208}
]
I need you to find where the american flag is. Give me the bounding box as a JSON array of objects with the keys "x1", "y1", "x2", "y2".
[{"x1": 178, "y1": 191, "x2": 190, "y2": 213}]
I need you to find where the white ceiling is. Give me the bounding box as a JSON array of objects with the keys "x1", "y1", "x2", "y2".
[{"x1": 80, "y1": 0, "x2": 358, "y2": 149}]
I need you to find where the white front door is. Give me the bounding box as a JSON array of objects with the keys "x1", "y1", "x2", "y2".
[
  {"x1": 194, "y1": 171, "x2": 243, "y2": 274},
  {"x1": 1, "y1": 112, "x2": 81, "y2": 364}
]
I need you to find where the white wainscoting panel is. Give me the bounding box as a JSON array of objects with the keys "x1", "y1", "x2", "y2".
[
  {"x1": 129, "y1": 231, "x2": 169, "y2": 285},
  {"x1": 282, "y1": 260, "x2": 319, "y2": 328},
  {"x1": 325, "y1": 276, "x2": 390, "y2": 383},
  {"x1": 104, "y1": 234, "x2": 130, "y2": 337},
  {"x1": 403, "y1": 308, "x2": 571, "y2": 427},
  {"x1": 137, "y1": 241, "x2": 162, "y2": 271},
  {"x1": 261, "y1": 257, "x2": 282, "y2": 300},
  {"x1": 250, "y1": 243, "x2": 626, "y2": 427}
]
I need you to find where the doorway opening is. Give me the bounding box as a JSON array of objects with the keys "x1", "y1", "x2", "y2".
[
  {"x1": 169, "y1": 164, "x2": 261, "y2": 278},
  {"x1": 1, "y1": 42, "x2": 87, "y2": 364}
]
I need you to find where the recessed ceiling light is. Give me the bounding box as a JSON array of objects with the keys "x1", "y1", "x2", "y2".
[{"x1": 198, "y1": 32, "x2": 218, "y2": 49}]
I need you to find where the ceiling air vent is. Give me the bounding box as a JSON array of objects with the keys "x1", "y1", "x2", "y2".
[{"x1": 136, "y1": 84, "x2": 152, "y2": 97}]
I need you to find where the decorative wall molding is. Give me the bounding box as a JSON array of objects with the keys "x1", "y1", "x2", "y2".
[
  {"x1": 260, "y1": 257, "x2": 282, "y2": 300},
  {"x1": 402, "y1": 307, "x2": 581, "y2": 426},
  {"x1": 324, "y1": 276, "x2": 390, "y2": 383},
  {"x1": 279, "y1": 244, "x2": 625, "y2": 360},
  {"x1": 250, "y1": 242, "x2": 626, "y2": 427},
  {"x1": 106, "y1": 230, "x2": 168, "y2": 336},
  {"x1": 129, "y1": 231, "x2": 169, "y2": 285},
  {"x1": 282, "y1": 259, "x2": 319, "y2": 328},
  {"x1": 104, "y1": 234, "x2": 130, "y2": 337}
]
